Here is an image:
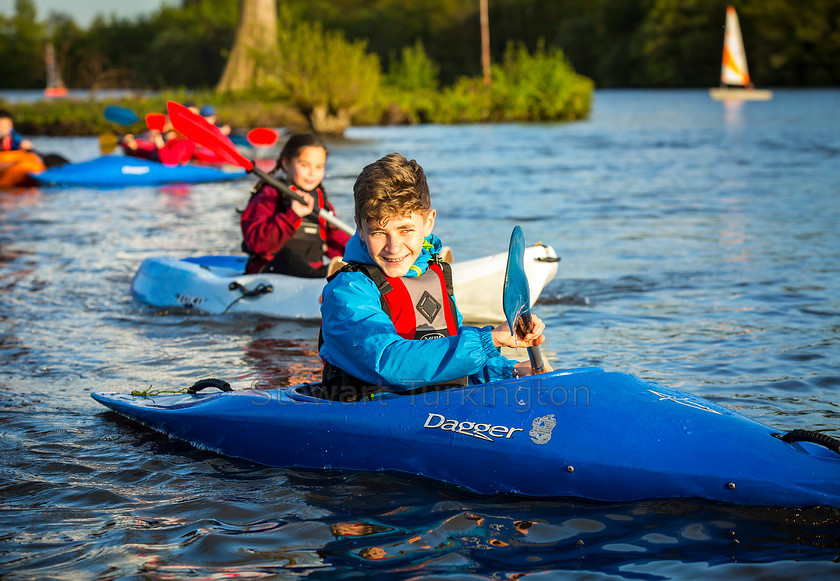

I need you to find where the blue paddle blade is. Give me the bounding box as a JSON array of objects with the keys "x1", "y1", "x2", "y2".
[
  {"x1": 503, "y1": 225, "x2": 530, "y2": 332},
  {"x1": 228, "y1": 134, "x2": 250, "y2": 147},
  {"x1": 104, "y1": 105, "x2": 139, "y2": 125}
]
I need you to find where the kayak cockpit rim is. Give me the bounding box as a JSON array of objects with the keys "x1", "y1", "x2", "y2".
[{"x1": 284, "y1": 366, "x2": 607, "y2": 403}]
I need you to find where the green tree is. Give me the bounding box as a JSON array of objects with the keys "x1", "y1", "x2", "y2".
[
  {"x1": 76, "y1": 15, "x2": 158, "y2": 88},
  {"x1": 6, "y1": 0, "x2": 839, "y2": 103},
  {"x1": 741, "y1": 0, "x2": 840, "y2": 86},
  {"x1": 637, "y1": 0, "x2": 724, "y2": 87},
  {"x1": 375, "y1": 40, "x2": 441, "y2": 125},
  {"x1": 282, "y1": 0, "x2": 476, "y2": 85},
  {"x1": 433, "y1": 39, "x2": 593, "y2": 124},
  {"x1": 268, "y1": 9, "x2": 382, "y2": 135},
  {"x1": 0, "y1": 0, "x2": 45, "y2": 89},
  {"x1": 0, "y1": 13, "x2": 10, "y2": 84},
  {"x1": 149, "y1": 0, "x2": 237, "y2": 88},
  {"x1": 63, "y1": 0, "x2": 237, "y2": 90},
  {"x1": 490, "y1": 39, "x2": 593, "y2": 121},
  {"x1": 387, "y1": 39, "x2": 439, "y2": 90}
]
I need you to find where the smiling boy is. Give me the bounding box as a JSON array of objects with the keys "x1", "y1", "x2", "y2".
[{"x1": 318, "y1": 153, "x2": 550, "y2": 402}]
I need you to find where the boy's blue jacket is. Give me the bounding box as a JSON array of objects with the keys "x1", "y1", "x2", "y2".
[{"x1": 319, "y1": 232, "x2": 516, "y2": 389}]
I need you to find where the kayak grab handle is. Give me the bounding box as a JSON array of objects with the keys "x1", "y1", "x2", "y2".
[
  {"x1": 229, "y1": 281, "x2": 273, "y2": 297},
  {"x1": 536, "y1": 256, "x2": 561, "y2": 263},
  {"x1": 187, "y1": 378, "x2": 232, "y2": 394},
  {"x1": 780, "y1": 429, "x2": 840, "y2": 456}
]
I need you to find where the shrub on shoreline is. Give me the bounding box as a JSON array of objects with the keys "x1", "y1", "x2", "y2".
[
  {"x1": 6, "y1": 41, "x2": 592, "y2": 137},
  {"x1": 4, "y1": 90, "x2": 308, "y2": 137}
]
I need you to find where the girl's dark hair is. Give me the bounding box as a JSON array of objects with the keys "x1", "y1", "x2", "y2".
[
  {"x1": 276, "y1": 133, "x2": 327, "y2": 174},
  {"x1": 242, "y1": 133, "x2": 328, "y2": 209}
]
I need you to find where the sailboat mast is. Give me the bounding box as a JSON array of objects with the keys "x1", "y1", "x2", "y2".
[{"x1": 44, "y1": 42, "x2": 68, "y2": 98}]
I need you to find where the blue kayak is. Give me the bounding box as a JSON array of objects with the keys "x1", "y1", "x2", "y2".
[
  {"x1": 91, "y1": 367, "x2": 840, "y2": 507},
  {"x1": 30, "y1": 155, "x2": 245, "y2": 187}
]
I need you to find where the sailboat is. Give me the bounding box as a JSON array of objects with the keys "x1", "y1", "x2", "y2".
[
  {"x1": 709, "y1": 6, "x2": 772, "y2": 101},
  {"x1": 44, "y1": 42, "x2": 68, "y2": 98}
]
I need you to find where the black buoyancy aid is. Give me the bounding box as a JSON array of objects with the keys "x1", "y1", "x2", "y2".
[
  {"x1": 320, "y1": 256, "x2": 467, "y2": 401},
  {"x1": 283, "y1": 185, "x2": 329, "y2": 264},
  {"x1": 243, "y1": 179, "x2": 330, "y2": 264}
]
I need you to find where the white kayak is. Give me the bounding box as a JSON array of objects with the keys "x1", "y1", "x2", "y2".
[{"x1": 131, "y1": 244, "x2": 559, "y2": 322}]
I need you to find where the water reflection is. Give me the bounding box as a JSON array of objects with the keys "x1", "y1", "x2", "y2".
[
  {"x1": 314, "y1": 499, "x2": 840, "y2": 577},
  {"x1": 243, "y1": 330, "x2": 322, "y2": 388},
  {"x1": 0, "y1": 186, "x2": 43, "y2": 209},
  {"x1": 722, "y1": 99, "x2": 745, "y2": 126}
]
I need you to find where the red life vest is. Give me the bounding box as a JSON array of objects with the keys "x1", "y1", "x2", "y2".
[
  {"x1": 379, "y1": 262, "x2": 459, "y2": 340},
  {"x1": 319, "y1": 257, "x2": 465, "y2": 401},
  {"x1": 328, "y1": 258, "x2": 458, "y2": 340},
  {"x1": 1, "y1": 129, "x2": 23, "y2": 151}
]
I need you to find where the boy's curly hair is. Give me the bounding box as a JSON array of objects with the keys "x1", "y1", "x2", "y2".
[{"x1": 353, "y1": 153, "x2": 430, "y2": 226}]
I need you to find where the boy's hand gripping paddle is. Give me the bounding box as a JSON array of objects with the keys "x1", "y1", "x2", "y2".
[
  {"x1": 166, "y1": 100, "x2": 355, "y2": 236},
  {"x1": 503, "y1": 225, "x2": 545, "y2": 373}
]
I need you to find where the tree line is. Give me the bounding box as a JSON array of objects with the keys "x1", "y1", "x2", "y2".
[{"x1": 1, "y1": 0, "x2": 837, "y2": 92}]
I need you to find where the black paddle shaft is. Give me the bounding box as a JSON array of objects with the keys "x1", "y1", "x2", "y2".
[
  {"x1": 251, "y1": 166, "x2": 355, "y2": 235},
  {"x1": 517, "y1": 311, "x2": 545, "y2": 373}
]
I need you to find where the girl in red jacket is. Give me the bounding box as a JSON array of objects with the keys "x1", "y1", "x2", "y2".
[{"x1": 240, "y1": 133, "x2": 350, "y2": 276}]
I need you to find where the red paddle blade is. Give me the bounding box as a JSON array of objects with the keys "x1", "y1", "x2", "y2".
[
  {"x1": 166, "y1": 100, "x2": 254, "y2": 171},
  {"x1": 145, "y1": 113, "x2": 166, "y2": 132},
  {"x1": 247, "y1": 127, "x2": 279, "y2": 147}
]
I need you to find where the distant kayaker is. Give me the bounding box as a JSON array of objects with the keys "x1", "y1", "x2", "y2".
[
  {"x1": 150, "y1": 124, "x2": 195, "y2": 166},
  {"x1": 120, "y1": 133, "x2": 156, "y2": 159},
  {"x1": 121, "y1": 114, "x2": 195, "y2": 165},
  {"x1": 240, "y1": 133, "x2": 350, "y2": 277},
  {"x1": 0, "y1": 109, "x2": 34, "y2": 152},
  {"x1": 319, "y1": 152, "x2": 552, "y2": 402},
  {"x1": 199, "y1": 104, "x2": 231, "y2": 136}
]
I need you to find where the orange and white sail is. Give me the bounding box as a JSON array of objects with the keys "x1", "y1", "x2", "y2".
[
  {"x1": 710, "y1": 6, "x2": 771, "y2": 100},
  {"x1": 720, "y1": 6, "x2": 750, "y2": 87}
]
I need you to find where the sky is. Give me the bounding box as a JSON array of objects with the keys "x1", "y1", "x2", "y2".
[{"x1": 0, "y1": 0, "x2": 167, "y2": 27}]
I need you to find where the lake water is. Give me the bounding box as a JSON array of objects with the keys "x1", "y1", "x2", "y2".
[
  {"x1": 0, "y1": 89, "x2": 151, "y2": 104},
  {"x1": 2, "y1": 89, "x2": 839, "y2": 579}
]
